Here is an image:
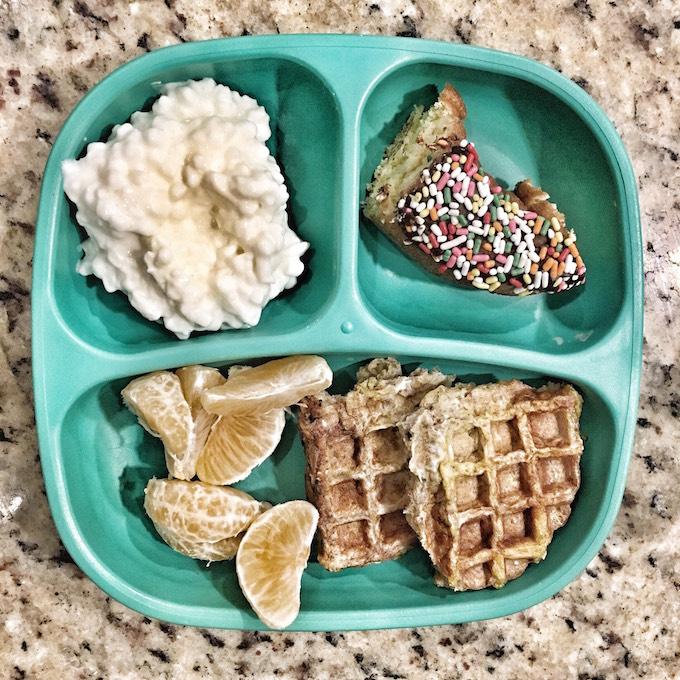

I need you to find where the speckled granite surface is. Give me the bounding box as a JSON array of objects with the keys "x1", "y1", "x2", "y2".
[{"x1": 1, "y1": 1, "x2": 678, "y2": 678}]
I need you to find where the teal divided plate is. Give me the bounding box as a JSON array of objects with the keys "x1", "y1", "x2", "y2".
[{"x1": 32, "y1": 35, "x2": 643, "y2": 631}]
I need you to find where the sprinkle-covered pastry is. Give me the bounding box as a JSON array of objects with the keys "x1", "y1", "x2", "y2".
[
  {"x1": 364, "y1": 84, "x2": 586, "y2": 296},
  {"x1": 396, "y1": 141, "x2": 586, "y2": 295}
]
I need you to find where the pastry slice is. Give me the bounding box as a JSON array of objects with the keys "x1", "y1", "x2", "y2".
[
  {"x1": 296, "y1": 358, "x2": 451, "y2": 571},
  {"x1": 364, "y1": 84, "x2": 586, "y2": 295},
  {"x1": 403, "y1": 380, "x2": 584, "y2": 590}
]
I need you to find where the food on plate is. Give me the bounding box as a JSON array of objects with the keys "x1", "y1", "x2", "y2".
[
  {"x1": 297, "y1": 358, "x2": 451, "y2": 570},
  {"x1": 122, "y1": 371, "x2": 197, "y2": 480},
  {"x1": 130, "y1": 354, "x2": 582, "y2": 626},
  {"x1": 126, "y1": 356, "x2": 333, "y2": 627},
  {"x1": 196, "y1": 355, "x2": 333, "y2": 483},
  {"x1": 403, "y1": 380, "x2": 584, "y2": 590},
  {"x1": 236, "y1": 501, "x2": 318, "y2": 629},
  {"x1": 197, "y1": 407, "x2": 286, "y2": 485},
  {"x1": 297, "y1": 358, "x2": 585, "y2": 590},
  {"x1": 123, "y1": 357, "x2": 332, "y2": 484},
  {"x1": 201, "y1": 354, "x2": 333, "y2": 417},
  {"x1": 176, "y1": 364, "x2": 225, "y2": 462},
  {"x1": 62, "y1": 78, "x2": 308, "y2": 338},
  {"x1": 364, "y1": 84, "x2": 586, "y2": 296},
  {"x1": 144, "y1": 479, "x2": 269, "y2": 561}
]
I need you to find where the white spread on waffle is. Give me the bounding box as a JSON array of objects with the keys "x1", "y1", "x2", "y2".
[
  {"x1": 404, "y1": 380, "x2": 584, "y2": 591},
  {"x1": 62, "y1": 79, "x2": 308, "y2": 338},
  {"x1": 297, "y1": 358, "x2": 453, "y2": 571}
]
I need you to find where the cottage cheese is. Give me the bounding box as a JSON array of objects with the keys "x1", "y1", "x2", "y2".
[{"x1": 62, "y1": 79, "x2": 308, "y2": 339}]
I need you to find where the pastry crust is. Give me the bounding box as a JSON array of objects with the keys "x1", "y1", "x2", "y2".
[{"x1": 364, "y1": 84, "x2": 467, "y2": 228}]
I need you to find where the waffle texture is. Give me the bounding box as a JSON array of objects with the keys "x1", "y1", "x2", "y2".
[
  {"x1": 403, "y1": 380, "x2": 584, "y2": 591},
  {"x1": 297, "y1": 358, "x2": 451, "y2": 571}
]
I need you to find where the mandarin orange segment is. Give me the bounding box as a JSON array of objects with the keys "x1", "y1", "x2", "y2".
[
  {"x1": 236, "y1": 500, "x2": 318, "y2": 629},
  {"x1": 197, "y1": 408, "x2": 286, "y2": 485},
  {"x1": 153, "y1": 528, "x2": 242, "y2": 562},
  {"x1": 122, "y1": 371, "x2": 195, "y2": 480},
  {"x1": 144, "y1": 479, "x2": 269, "y2": 560},
  {"x1": 176, "y1": 365, "x2": 226, "y2": 466},
  {"x1": 201, "y1": 355, "x2": 332, "y2": 416}
]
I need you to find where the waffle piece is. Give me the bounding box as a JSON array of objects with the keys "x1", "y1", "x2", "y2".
[
  {"x1": 297, "y1": 358, "x2": 452, "y2": 571},
  {"x1": 404, "y1": 380, "x2": 583, "y2": 590},
  {"x1": 364, "y1": 83, "x2": 586, "y2": 295}
]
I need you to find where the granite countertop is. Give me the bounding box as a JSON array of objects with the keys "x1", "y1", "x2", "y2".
[{"x1": 1, "y1": 1, "x2": 678, "y2": 678}]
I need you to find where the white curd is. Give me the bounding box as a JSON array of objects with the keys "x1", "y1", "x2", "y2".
[{"x1": 62, "y1": 79, "x2": 308, "y2": 339}]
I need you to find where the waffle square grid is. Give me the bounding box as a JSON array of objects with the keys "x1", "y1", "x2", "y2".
[
  {"x1": 406, "y1": 381, "x2": 584, "y2": 591},
  {"x1": 298, "y1": 359, "x2": 450, "y2": 571},
  {"x1": 318, "y1": 426, "x2": 415, "y2": 570}
]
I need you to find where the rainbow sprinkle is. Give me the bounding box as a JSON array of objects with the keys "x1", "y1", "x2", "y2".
[{"x1": 396, "y1": 141, "x2": 586, "y2": 295}]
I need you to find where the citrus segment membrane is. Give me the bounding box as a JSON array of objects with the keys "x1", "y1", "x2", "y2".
[
  {"x1": 236, "y1": 500, "x2": 319, "y2": 629},
  {"x1": 144, "y1": 479, "x2": 269, "y2": 560},
  {"x1": 176, "y1": 365, "x2": 226, "y2": 417},
  {"x1": 197, "y1": 408, "x2": 286, "y2": 485},
  {"x1": 153, "y1": 529, "x2": 243, "y2": 562},
  {"x1": 176, "y1": 365, "x2": 226, "y2": 466},
  {"x1": 122, "y1": 372, "x2": 195, "y2": 480},
  {"x1": 201, "y1": 355, "x2": 333, "y2": 416}
]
